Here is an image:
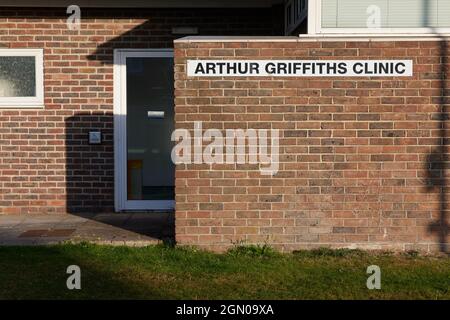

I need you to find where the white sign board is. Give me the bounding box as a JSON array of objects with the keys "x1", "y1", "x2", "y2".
[{"x1": 187, "y1": 60, "x2": 413, "y2": 77}]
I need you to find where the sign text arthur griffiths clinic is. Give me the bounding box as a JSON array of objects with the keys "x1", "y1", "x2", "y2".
[{"x1": 187, "y1": 60, "x2": 413, "y2": 77}]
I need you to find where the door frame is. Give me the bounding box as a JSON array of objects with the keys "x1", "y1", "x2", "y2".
[{"x1": 113, "y1": 49, "x2": 175, "y2": 211}]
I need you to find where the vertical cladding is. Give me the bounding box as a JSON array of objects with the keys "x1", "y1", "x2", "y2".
[{"x1": 174, "y1": 38, "x2": 450, "y2": 253}]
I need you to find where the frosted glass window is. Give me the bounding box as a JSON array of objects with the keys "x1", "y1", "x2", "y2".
[
  {"x1": 438, "y1": 1, "x2": 450, "y2": 26},
  {"x1": 322, "y1": 0, "x2": 338, "y2": 27},
  {"x1": 337, "y1": 0, "x2": 388, "y2": 28},
  {"x1": 0, "y1": 49, "x2": 43, "y2": 108},
  {"x1": 0, "y1": 57, "x2": 36, "y2": 97},
  {"x1": 388, "y1": 0, "x2": 438, "y2": 28},
  {"x1": 321, "y1": 0, "x2": 450, "y2": 29}
]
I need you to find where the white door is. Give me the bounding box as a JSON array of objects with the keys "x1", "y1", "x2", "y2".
[{"x1": 114, "y1": 49, "x2": 175, "y2": 211}]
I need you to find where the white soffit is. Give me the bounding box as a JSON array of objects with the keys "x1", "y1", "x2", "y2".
[{"x1": 0, "y1": 0, "x2": 284, "y2": 8}]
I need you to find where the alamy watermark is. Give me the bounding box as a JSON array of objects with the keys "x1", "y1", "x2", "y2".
[
  {"x1": 66, "y1": 5, "x2": 81, "y2": 30},
  {"x1": 171, "y1": 121, "x2": 279, "y2": 176},
  {"x1": 366, "y1": 265, "x2": 381, "y2": 290},
  {"x1": 366, "y1": 5, "x2": 382, "y2": 29},
  {"x1": 66, "y1": 265, "x2": 81, "y2": 290}
]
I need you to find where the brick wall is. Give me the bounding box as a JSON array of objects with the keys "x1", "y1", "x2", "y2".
[
  {"x1": 0, "y1": 7, "x2": 283, "y2": 214},
  {"x1": 174, "y1": 38, "x2": 450, "y2": 253}
]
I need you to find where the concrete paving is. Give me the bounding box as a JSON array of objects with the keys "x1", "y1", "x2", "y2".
[{"x1": 0, "y1": 212, "x2": 174, "y2": 246}]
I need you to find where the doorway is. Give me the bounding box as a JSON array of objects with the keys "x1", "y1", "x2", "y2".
[{"x1": 114, "y1": 49, "x2": 175, "y2": 211}]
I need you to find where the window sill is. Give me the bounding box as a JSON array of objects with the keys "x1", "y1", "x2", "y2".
[{"x1": 300, "y1": 34, "x2": 450, "y2": 41}]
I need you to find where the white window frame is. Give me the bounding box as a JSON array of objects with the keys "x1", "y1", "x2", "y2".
[
  {"x1": 308, "y1": 0, "x2": 450, "y2": 36},
  {"x1": 0, "y1": 48, "x2": 44, "y2": 108}
]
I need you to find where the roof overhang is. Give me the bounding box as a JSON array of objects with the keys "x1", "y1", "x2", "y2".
[{"x1": 0, "y1": 0, "x2": 284, "y2": 8}]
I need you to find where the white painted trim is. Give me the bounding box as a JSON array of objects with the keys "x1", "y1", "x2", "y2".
[
  {"x1": 307, "y1": 0, "x2": 318, "y2": 35},
  {"x1": 309, "y1": 0, "x2": 450, "y2": 36},
  {"x1": 0, "y1": 0, "x2": 283, "y2": 8},
  {"x1": 299, "y1": 34, "x2": 450, "y2": 39},
  {"x1": 113, "y1": 49, "x2": 175, "y2": 212},
  {"x1": 319, "y1": 28, "x2": 450, "y2": 36},
  {"x1": 113, "y1": 49, "x2": 122, "y2": 212},
  {"x1": 0, "y1": 49, "x2": 44, "y2": 108},
  {"x1": 175, "y1": 35, "x2": 450, "y2": 42},
  {"x1": 174, "y1": 36, "x2": 301, "y2": 42}
]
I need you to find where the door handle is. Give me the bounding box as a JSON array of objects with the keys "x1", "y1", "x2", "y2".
[{"x1": 147, "y1": 111, "x2": 165, "y2": 119}]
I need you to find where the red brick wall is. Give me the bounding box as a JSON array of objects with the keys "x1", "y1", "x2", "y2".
[
  {"x1": 174, "y1": 38, "x2": 450, "y2": 253},
  {"x1": 0, "y1": 7, "x2": 283, "y2": 214}
]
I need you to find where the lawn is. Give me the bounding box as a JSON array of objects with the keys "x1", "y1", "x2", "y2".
[{"x1": 0, "y1": 243, "x2": 448, "y2": 300}]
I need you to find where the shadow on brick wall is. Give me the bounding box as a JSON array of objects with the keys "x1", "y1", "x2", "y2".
[
  {"x1": 84, "y1": 7, "x2": 284, "y2": 65},
  {"x1": 66, "y1": 112, "x2": 114, "y2": 213},
  {"x1": 425, "y1": 1, "x2": 449, "y2": 254},
  {"x1": 425, "y1": 40, "x2": 449, "y2": 254},
  {"x1": 65, "y1": 113, "x2": 175, "y2": 243}
]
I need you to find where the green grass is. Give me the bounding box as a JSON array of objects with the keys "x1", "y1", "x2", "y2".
[{"x1": 0, "y1": 243, "x2": 448, "y2": 300}]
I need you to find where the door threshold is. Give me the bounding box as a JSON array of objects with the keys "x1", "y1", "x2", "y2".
[{"x1": 116, "y1": 209, "x2": 175, "y2": 213}]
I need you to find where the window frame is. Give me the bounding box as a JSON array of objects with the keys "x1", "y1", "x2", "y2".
[
  {"x1": 308, "y1": 0, "x2": 450, "y2": 36},
  {"x1": 0, "y1": 48, "x2": 44, "y2": 108},
  {"x1": 286, "y1": 0, "x2": 308, "y2": 35}
]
